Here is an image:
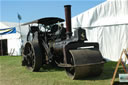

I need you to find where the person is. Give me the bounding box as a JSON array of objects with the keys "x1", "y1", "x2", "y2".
[
  {"x1": 59, "y1": 24, "x2": 66, "y2": 40},
  {"x1": 55, "y1": 24, "x2": 66, "y2": 40}
]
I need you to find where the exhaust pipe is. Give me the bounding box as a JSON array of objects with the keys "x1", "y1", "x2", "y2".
[{"x1": 64, "y1": 5, "x2": 72, "y2": 39}]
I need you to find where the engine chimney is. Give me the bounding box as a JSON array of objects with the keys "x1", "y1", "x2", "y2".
[{"x1": 64, "y1": 5, "x2": 72, "y2": 39}]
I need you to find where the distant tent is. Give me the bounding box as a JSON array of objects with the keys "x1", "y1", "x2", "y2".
[
  {"x1": 71, "y1": 0, "x2": 128, "y2": 61},
  {"x1": 0, "y1": 22, "x2": 28, "y2": 56}
]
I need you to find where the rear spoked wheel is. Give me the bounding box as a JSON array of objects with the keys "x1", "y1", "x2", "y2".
[{"x1": 22, "y1": 42, "x2": 42, "y2": 72}]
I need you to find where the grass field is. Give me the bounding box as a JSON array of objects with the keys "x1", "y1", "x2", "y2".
[{"x1": 0, "y1": 56, "x2": 125, "y2": 85}]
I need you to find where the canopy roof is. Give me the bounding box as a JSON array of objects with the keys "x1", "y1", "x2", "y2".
[{"x1": 22, "y1": 17, "x2": 64, "y2": 26}]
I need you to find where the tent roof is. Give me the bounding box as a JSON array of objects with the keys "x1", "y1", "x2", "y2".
[
  {"x1": 0, "y1": 22, "x2": 29, "y2": 40},
  {"x1": 71, "y1": 0, "x2": 128, "y2": 28},
  {"x1": 0, "y1": 22, "x2": 9, "y2": 29},
  {"x1": 0, "y1": 22, "x2": 28, "y2": 36}
]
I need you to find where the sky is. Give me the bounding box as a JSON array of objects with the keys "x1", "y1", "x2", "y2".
[{"x1": 0, "y1": 0, "x2": 106, "y2": 23}]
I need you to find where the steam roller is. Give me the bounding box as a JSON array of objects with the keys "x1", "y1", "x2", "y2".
[
  {"x1": 53, "y1": 38, "x2": 104, "y2": 79},
  {"x1": 22, "y1": 5, "x2": 104, "y2": 79}
]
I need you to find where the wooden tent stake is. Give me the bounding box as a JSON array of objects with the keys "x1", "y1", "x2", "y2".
[{"x1": 111, "y1": 49, "x2": 128, "y2": 85}]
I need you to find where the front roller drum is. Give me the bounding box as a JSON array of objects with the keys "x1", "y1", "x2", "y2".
[
  {"x1": 66, "y1": 62, "x2": 104, "y2": 79},
  {"x1": 65, "y1": 49, "x2": 104, "y2": 79}
]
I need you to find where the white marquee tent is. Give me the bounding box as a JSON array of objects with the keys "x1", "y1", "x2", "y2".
[
  {"x1": 71, "y1": 0, "x2": 128, "y2": 61},
  {"x1": 0, "y1": 22, "x2": 28, "y2": 56}
]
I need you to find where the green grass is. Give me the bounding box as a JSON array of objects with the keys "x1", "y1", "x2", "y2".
[{"x1": 0, "y1": 56, "x2": 125, "y2": 85}]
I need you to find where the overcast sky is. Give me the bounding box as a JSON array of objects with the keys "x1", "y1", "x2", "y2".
[{"x1": 1, "y1": 0, "x2": 106, "y2": 23}]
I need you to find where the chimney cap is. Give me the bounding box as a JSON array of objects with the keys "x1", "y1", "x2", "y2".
[{"x1": 64, "y1": 5, "x2": 71, "y2": 7}]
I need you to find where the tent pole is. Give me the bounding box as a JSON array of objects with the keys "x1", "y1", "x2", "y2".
[
  {"x1": 18, "y1": 17, "x2": 22, "y2": 56},
  {"x1": 17, "y1": 13, "x2": 22, "y2": 56}
]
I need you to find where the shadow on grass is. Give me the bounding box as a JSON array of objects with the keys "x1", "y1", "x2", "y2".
[
  {"x1": 40, "y1": 64, "x2": 64, "y2": 72},
  {"x1": 25, "y1": 61, "x2": 125, "y2": 80},
  {"x1": 77, "y1": 62, "x2": 125, "y2": 80}
]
